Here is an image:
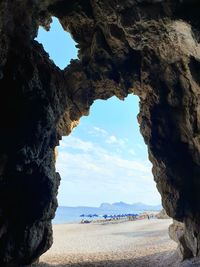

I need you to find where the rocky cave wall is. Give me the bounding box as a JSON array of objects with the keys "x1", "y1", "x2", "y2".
[{"x1": 1, "y1": 0, "x2": 200, "y2": 266}]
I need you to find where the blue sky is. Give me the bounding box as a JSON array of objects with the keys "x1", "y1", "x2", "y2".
[{"x1": 36, "y1": 17, "x2": 161, "y2": 207}]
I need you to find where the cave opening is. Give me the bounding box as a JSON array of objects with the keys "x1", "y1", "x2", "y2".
[
  {"x1": 30, "y1": 13, "x2": 174, "y2": 266},
  {"x1": 35, "y1": 16, "x2": 78, "y2": 69},
  {"x1": 56, "y1": 94, "x2": 161, "y2": 211},
  {"x1": 35, "y1": 17, "x2": 162, "y2": 214},
  {"x1": 35, "y1": 94, "x2": 175, "y2": 266}
]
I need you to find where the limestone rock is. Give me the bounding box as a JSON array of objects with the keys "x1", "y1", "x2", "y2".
[{"x1": 169, "y1": 220, "x2": 193, "y2": 260}]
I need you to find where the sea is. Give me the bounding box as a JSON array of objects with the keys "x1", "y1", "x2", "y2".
[{"x1": 53, "y1": 206, "x2": 156, "y2": 224}]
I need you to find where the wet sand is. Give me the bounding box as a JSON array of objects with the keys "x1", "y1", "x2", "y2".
[{"x1": 37, "y1": 219, "x2": 179, "y2": 267}]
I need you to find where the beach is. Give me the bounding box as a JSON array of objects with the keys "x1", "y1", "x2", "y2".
[{"x1": 37, "y1": 219, "x2": 180, "y2": 267}]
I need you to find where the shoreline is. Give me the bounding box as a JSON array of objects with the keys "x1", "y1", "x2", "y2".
[{"x1": 53, "y1": 210, "x2": 160, "y2": 225}]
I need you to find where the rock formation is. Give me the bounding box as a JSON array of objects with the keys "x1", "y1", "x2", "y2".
[
  {"x1": 1, "y1": 0, "x2": 200, "y2": 266},
  {"x1": 156, "y1": 209, "x2": 170, "y2": 219},
  {"x1": 169, "y1": 220, "x2": 193, "y2": 260}
]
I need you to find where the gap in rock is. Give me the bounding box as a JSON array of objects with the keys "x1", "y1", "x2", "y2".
[
  {"x1": 55, "y1": 95, "x2": 162, "y2": 222},
  {"x1": 35, "y1": 17, "x2": 78, "y2": 69}
]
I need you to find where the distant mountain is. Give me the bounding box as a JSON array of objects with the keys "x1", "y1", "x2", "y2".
[
  {"x1": 113, "y1": 201, "x2": 132, "y2": 207},
  {"x1": 99, "y1": 203, "x2": 113, "y2": 209},
  {"x1": 99, "y1": 202, "x2": 161, "y2": 211}
]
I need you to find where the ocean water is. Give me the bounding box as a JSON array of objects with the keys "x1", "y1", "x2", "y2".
[
  {"x1": 53, "y1": 207, "x2": 88, "y2": 224},
  {"x1": 53, "y1": 206, "x2": 150, "y2": 224}
]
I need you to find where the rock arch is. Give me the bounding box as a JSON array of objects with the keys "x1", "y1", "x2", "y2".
[{"x1": 0, "y1": 0, "x2": 200, "y2": 265}]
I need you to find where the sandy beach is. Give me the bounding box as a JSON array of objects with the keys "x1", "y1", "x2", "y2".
[{"x1": 37, "y1": 219, "x2": 181, "y2": 267}]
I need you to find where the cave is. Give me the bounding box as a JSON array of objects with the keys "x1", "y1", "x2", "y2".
[{"x1": 1, "y1": 0, "x2": 200, "y2": 266}]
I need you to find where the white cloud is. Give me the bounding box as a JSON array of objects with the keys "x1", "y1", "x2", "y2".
[
  {"x1": 93, "y1": 127, "x2": 108, "y2": 135},
  {"x1": 105, "y1": 135, "x2": 126, "y2": 147},
  {"x1": 106, "y1": 135, "x2": 117, "y2": 144},
  {"x1": 88, "y1": 126, "x2": 108, "y2": 137},
  {"x1": 56, "y1": 136, "x2": 161, "y2": 206},
  {"x1": 88, "y1": 126, "x2": 127, "y2": 148},
  {"x1": 59, "y1": 136, "x2": 94, "y2": 152}
]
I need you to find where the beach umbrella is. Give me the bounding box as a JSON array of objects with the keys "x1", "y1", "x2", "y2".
[
  {"x1": 103, "y1": 214, "x2": 108, "y2": 219},
  {"x1": 80, "y1": 214, "x2": 85, "y2": 217}
]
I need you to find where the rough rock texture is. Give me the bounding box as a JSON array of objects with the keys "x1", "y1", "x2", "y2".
[
  {"x1": 169, "y1": 220, "x2": 193, "y2": 260},
  {"x1": 1, "y1": 0, "x2": 200, "y2": 266}
]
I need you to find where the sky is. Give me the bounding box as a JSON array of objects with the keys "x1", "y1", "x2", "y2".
[{"x1": 36, "y1": 17, "x2": 161, "y2": 207}]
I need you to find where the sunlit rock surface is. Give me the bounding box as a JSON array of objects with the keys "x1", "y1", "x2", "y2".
[{"x1": 1, "y1": 0, "x2": 200, "y2": 265}]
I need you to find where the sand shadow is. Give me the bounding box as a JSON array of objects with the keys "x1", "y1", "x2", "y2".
[{"x1": 36, "y1": 250, "x2": 180, "y2": 267}]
